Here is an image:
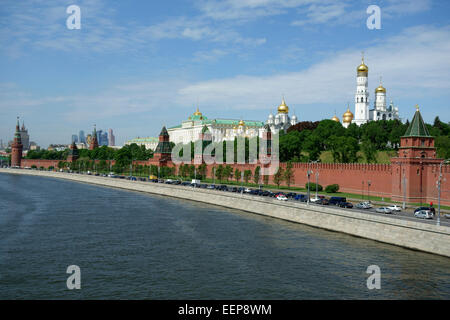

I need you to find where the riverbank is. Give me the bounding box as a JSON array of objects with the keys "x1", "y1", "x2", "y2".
[{"x1": 1, "y1": 168, "x2": 450, "y2": 258}]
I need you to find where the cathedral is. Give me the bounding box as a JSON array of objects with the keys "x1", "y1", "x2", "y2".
[
  {"x1": 265, "y1": 98, "x2": 298, "y2": 134},
  {"x1": 333, "y1": 55, "x2": 400, "y2": 128}
]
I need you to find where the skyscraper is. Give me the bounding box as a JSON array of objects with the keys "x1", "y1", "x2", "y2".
[
  {"x1": 79, "y1": 130, "x2": 86, "y2": 144},
  {"x1": 71, "y1": 134, "x2": 79, "y2": 143},
  {"x1": 108, "y1": 129, "x2": 115, "y2": 146}
]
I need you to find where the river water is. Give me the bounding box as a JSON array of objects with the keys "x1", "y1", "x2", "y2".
[{"x1": 0, "y1": 173, "x2": 449, "y2": 299}]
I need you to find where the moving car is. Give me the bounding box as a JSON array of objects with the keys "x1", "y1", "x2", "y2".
[
  {"x1": 338, "y1": 202, "x2": 353, "y2": 208},
  {"x1": 329, "y1": 197, "x2": 346, "y2": 206},
  {"x1": 294, "y1": 194, "x2": 307, "y2": 202},
  {"x1": 414, "y1": 207, "x2": 435, "y2": 216},
  {"x1": 376, "y1": 207, "x2": 393, "y2": 214},
  {"x1": 356, "y1": 202, "x2": 372, "y2": 209},
  {"x1": 414, "y1": 210, "x2": 433, "y2": 219},
  {"x1": 316, "y1": 198, "x2": 329, "y2": 205},
  {"x1": 387, "y1": 205, "x2": 402, "y2": 212},
  {"x1": 276, "y1": 194, "x2": 288, "y2": 201}
]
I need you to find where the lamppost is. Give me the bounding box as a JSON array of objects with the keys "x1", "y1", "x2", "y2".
[
  {"x1": 437, "y1": 159, "x2": 450, "y2": 227},
  {"x1": 362, "y1": 181, "x2": 365, "y2": 201},
  {"x1": 368, "y1": 180, "x2": 372, "y2": 203},
  {"x1": 213, "y1": 167, "x2": 216, "y2": 185},
  {"x1": 315, "y1": 171, "x2": 319, "y2": 199},
  {"x1": 402, "y1": 174, "x2": 407, "y2": 210},
  {"x1": 307, "y1": 160, "x2": 319, "y2": 205}
]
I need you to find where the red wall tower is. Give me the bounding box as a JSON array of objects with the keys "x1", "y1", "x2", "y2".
[
  {"x1": 11, "y1": 117, "x2": 23, "y2": 167},
  {"x1": 391, "y1": 106, "x2": 442, "y2": 205}
]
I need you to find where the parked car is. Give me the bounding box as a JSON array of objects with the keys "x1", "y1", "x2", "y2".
[
  {"x1": 276, "y1": 194, "x2": 288, "y2": 201},
  {"x1": 376, "y1": 207, "x2": 393, "y2": 214},
  {"x1": 207, "y1": 184, "x2": 215, "y2": 189},
  {"x1": 338, "y1": 202, "x2": 354, "y2": 208},
  {"x1": 415, "y1": 210, "x2": 433, "y2": 219},
  {"x1": 244, "y1": 187, "x2": 252, "y2": 193},
  {"x1": 329, "y1": 197, "x2": 346, "y2": 205},
  {"x1": 387, "y1": 205, "x2": 402, "y2": 212},
  {"x1": 356, "y1": 202, "x2": 372, "y2": 209},
  {"x1": 310, "y1": 197, "x2": 322, "y2": 203}
]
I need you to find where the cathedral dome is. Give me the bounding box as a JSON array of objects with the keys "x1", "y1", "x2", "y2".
[
  {"x1": 238, "y1": 120, "x2": 245, "y2": 126},
  {"x1": 342, "y1": 107, "x2": 354, "y2": 123},
  {"x1": 357, "y1": 63, "x2": 368, "y2": 73},
  {"x1": 375, "y1": 85, "x2": 386, "y2": 93},
  {"x1": 193, "y1": 107, "x2": 202, "y2": 116},
  {"x1": 268, "y1": 113, "x2": 274, "y2": 119},
  {"x1": 331, "y1": 114, "x2": 340, "y2": 122},
  {"x1": 278, "y1": 98, "x2": 289, "y2": 114},
  {"x1": 357, "y1": 55, "x2": 368, "y2": 75}
]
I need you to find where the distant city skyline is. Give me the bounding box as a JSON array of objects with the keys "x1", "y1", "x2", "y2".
[{"x1": 1, "y1": 0, "x2": 450, "y2": 147}]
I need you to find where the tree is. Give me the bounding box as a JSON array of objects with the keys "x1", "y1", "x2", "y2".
[
  {"x1": 215, "y1": 165, "x2": 224, "y2": 182},
  {"x1": 273, "y1": 167, "x2": 284, "y2": 188},
  {"x1": 234, "y1": 168, "x2": 241, "y2": 183},
  {"x1": 253, "y1": 166, "x2": 261, "y2": 185},
  {"x1": 223, "y1": 165, "x2": 233, "y2": 181},
  {"x1": 361, "y1": 139, "x2": 377, "y2": 163},
  {"x1": 243, "y1": 170, "x2": 252, "y2": 184},
  {"x1": 436, "y1": 136, "x2": 450, "y2": 159},
  {"x1": 284, "y1": 162, "x2": 294, "y2": 187}
]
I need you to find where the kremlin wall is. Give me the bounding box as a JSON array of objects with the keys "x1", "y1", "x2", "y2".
[{"x1": 10, "y1": 108, "x2": 450, "y2": 207}]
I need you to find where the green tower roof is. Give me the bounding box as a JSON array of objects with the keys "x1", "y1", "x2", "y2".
[{"x1": 403, "y1": 106, "x2": 431, "y2": 137}]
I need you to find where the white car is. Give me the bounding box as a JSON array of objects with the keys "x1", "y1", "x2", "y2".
[
  {"x1": 356, "y1": 202, "x2": 372, "y2": 209},
  {"x1": 244, "y1": 188, "x2": 252, "y2": 193},
  {"x1": 310, "y1": 197, "x2": 321, "y2": 203},
  {"x1": 376, "y1": 207, "x2": 393, "y2": 214},
  {"x1": 387, "y1": 205, "x2": 402, "y2": 212},
  {"x1": 414, "y1": 210, "x2": 433, "y2": 219},
  {"x1": 276, "y1": 194, "x2": 288, "y2": 201}
]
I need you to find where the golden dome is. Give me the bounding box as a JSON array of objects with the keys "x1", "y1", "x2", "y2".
[
  {"x1": 238, "y1": 120, "x2": 245, "y2": 126},
  {"x1": 278, "y1": 98, "x2": 289, "y2": 114},
  {"x1": 342, "y1": 107, "x2": 354, "y2": 123},
  {"x1": 375, "y1": 78, "x2": 386, "y2": 93},
  {"x1": 375, "y1": 85, "x2": 386, "y2": 93},
  {"x1": 331, "y1": 114, "x2": 340, "y2": 122},
  {"x1": 357, "y1": 54, "x2": 368, "y2": 73},
  {"x1": 193, "y1": 107, "x2": 202, "y2": 116}
]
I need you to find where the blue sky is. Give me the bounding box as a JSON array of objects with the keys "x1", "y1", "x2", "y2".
[{"x1": 1, "y1": 0, "x2": 450, "y2": 147}]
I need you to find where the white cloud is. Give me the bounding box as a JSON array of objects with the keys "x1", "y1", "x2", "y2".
[{"x1": 177, "y1": 25, "x2": 450, "y2": 111}]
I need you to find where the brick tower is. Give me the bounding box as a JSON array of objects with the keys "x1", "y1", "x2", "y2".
[
  {"x1": 391, "y1": 105, "x2": 442, "y2": 205},
  {"x1": 67, "y1": 141, "x2": 79, "y2": 162},
  {"x1": 153, "y1": 126, "x2": 172, "y2": 165},
  {"x1": 89, "y1": 125, "x2": 99, "y2": 150},
  {"x1": 11, "y1": 117, "x2": 23, "y2": 167}
]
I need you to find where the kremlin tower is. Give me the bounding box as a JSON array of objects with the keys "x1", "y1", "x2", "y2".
[
  {"x1": 11, "y1": 117, "x2": 23, "y2": 167},
  {"x1": 89, "y1": 125, "x2": 99, "y2": 150}
]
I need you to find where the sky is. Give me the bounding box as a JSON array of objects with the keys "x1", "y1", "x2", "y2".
[{"x1": 1, "y1": 0, "x2": 450, "y2": 147}]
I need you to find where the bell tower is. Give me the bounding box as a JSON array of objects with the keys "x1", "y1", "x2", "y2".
[{"x1": 353, "y1": 53, "x2": 370, "y2": 126}]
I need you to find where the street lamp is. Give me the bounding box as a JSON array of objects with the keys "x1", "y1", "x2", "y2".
[
  {"x1": 362, "y1": 181, "x2": 365, "y2": 201},
  {"x1": 368, "y1": 180, "x2": 372, "y2": 203},
  {"x1": 437, "y1": 159, "x2": 450, "y2": 227},
  {"x1": 315, "y1": 172, "x2": 319, "y2": 199},
  {"x1": 307, "y1": 160, "x2": 320, "y2": 205}
]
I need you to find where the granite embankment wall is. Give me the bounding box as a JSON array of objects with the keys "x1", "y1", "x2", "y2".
[{"x1": 2, "y1": 168, "x2": 449, "y2": 258}]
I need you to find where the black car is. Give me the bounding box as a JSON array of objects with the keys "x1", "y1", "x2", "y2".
[
  {"x1": 230, "y1": 187, "x2": 238, "y2": 192},
  {"x1": 316, "y1": 198, "x2": 329, "y2": 205},
  {"x1": 338, "y1": 202, "x2": 353, "y2": 208},
  {"x1": 329, "y1": 196, "x2": 346, "y2": 205},
  {"x1": 181, "y1": 181, "x2": 191, "y2": 186},
  {"x1": 286, "y1": 192, "x2": 297, "y2": 198}
]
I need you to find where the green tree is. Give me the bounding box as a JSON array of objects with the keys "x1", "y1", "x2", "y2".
[
  {"x1": 283, "y1": 162, "x2": 294, "y2": 187},
  {"x1": 273, "y1": 167, "x2": 284, "y2": 188},
  {"x1": 234, "y1": 168, "x2": 241, "y2": 183},
  {"x1": 253, "y1": 166, "x2": 261, "y2": 185},
  {"x1": 243, "y1": 170, "x2": 252, "y2": 184}
]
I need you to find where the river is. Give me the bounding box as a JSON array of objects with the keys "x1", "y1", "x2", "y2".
[{"x1": 0, "y1": 173, "x2": 449, "y2": 299}]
